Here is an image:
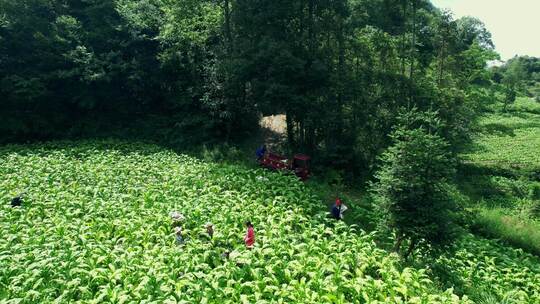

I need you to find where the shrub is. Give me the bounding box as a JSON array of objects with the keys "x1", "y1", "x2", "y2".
[{"x1": 371, "y1": 110, "x2": 461, "y2": 259}]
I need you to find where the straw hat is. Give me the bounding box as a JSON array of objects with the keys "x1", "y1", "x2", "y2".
[{"x1": 170, "y1": 211, "x2": 185, "y2": 221}]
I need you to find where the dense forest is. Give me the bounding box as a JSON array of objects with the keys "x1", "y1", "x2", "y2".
[{"x1": 1, "y1": 0, "x2": 500, "y2": 176}]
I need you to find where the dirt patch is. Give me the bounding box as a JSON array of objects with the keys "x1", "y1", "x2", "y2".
[
  {"x1": 259, "y1": 115, "x2": 287, "y2": 150},
  {"x1": 260, "y1": 115, "x2": 287, "y2": 135}
]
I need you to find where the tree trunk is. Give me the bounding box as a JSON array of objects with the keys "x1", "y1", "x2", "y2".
[
  {"x1": 225, "y1": 119, "x2": 232, "y2": 143},
  {"x1": 404, "y1": 240, "x2": 417, "y2": 260},
  {"x1": 336, "y1": 16, "x2": 345, "y2": 140},
  {"x1": 286, "y1": 111, "x2": 295, "y2": 150},
  {"x1": 224, "y1": 0, "x2": 233, "y2": 54},
  {"x1": 400, "y1": 0, "x2": 408, "y2": 77},
  {"x1": 308, "y1": 0, "x2": 315, "y2": 55},
  {"x1": 306, "y1": 0, "x2": 316, "y2": 153},
  {"x1": 438, "y1": 19, "x2": 448, "y2": 88},
  {"x1": 409, "y1": 0, "x2": 417, "y2": 103},
  {"x1": 306, "y1": 123, "x2": 315, "y2": 155},
  {"x1": 299, "y1": 119, "x2": 306, "y2": 148},
  {"x1": 223, "y1": 0, "x2": 234, "y2": 143},
  {"x1": 394, "y1": 233, "x2": 404, "y2": 253}
]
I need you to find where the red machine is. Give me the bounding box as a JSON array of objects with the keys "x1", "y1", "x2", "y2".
[{"x1": 259, "y1": 152, "x2": 311, "y2": 180}]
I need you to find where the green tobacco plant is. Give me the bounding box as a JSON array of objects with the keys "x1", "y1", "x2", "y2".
[
  {"x1": 1, "y1": 140, "x2": 539, "y2": 303},
  {"x1": 0, "y1": 140, "x2": 471, "y2": 303}
]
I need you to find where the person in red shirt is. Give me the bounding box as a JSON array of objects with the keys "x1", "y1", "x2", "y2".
[{"x1": 244, "y1": 221, "x2": 255, "y2": 249}]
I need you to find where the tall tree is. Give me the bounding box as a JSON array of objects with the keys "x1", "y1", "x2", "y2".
[{"x1": 371, "y1": 110, "x2": 460, "y2": 258}]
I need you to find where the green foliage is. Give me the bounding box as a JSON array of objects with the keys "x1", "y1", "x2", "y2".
[
  {"x1": 503, "y1": 86, "x2": 517, "y2": 111},
  {"x1": 473, "y1": 208, "x2": 540, "y2": 256},
  {"x1": 0, "y1": 0, "x2": 500, "y2": 179},
  {"x1": 459, "y1": 97, "x2": 540, "y2": 258},
  {"x1": 464, "y1": 98, "x2": 540, "y2": 174},
  {"x1": 0, "y1": 140, "x2": 471, "y2": 303},
  {"x1": 455, "y1": 17, "x2": 494, "y2": 51},
  {"x1": 493, "y1": 56, "x2": 540, "y2": 102},
  {"x1": 506, "y1": 97, "x2": 540, "y2": 115},
  {"x1": 371, "y1": 110, "x2": 461, "y2": 257},
  {"x1": 0, "y1": 0, "x2": 256, "y2": 145},
  {"x1": 431, "y1": 234, "x2": 540, "y2": 303}
]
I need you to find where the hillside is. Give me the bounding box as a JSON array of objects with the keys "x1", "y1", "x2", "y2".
[
  {"x1": 459, "y1": 97, "x2": 540, "y2": 256},
  {"x1": 463, "y1": 97, "x2": 540, "y2": 173},
  {"x1": 0, "y1": 141, "x2": 465, "y2": 303},
  {"x1": 1, "y1": 140, "x2": 540, "y2": 303},
  {"x1": 2, "y1": 0, "x2": 540, "y2": 303}
]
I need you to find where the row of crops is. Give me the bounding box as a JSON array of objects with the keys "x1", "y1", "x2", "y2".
[
  {"x1": 463, "y1": 98, "x2": 540, "y2": 173},
  {"x1": 433, "y1": 235, "x2": 540, "y2": 303},
  {"x1": 1, "y1": 140, "x2": 539, "y2": 303},
  {"x1": 455, "y1": 97, "x2": 540, "y2": 302}
]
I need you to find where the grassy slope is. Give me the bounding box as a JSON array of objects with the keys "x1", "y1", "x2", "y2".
[
  {"x1": 463, "y1": 97, "x2": 540, "y2": 173},
  {"x1": 464, "y1": 98, "x2": 540, "y2": 172},
  {"x1": 460, "y1": 97, "x2": 540, "y2": 255}
]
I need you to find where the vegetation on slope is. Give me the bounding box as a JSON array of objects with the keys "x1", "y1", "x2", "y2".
[
  {"x1": 1, "y1": 140, "x2": 540, "y2": 303},
  {"x1": 0, "y1": 0, "x2": 538, "y2": 302},
  {"x1": 431, "y1": 235, "x2": 540, "y2": 303},
  {"x1": 1, "y1": 140, "x2": 468, "y2": 303},
  {"x1": 460, "y1": 97, "x2": 540, "y2": 256},
  {"x1": 0, "y1": 0, "x2": 497, "y2": 179},
  {"x1": 463, "y1": 98, "x2": 540, "y2": 174},
  {"x1": 491, "y1": 56, "x2": 540, "y2": 101}
]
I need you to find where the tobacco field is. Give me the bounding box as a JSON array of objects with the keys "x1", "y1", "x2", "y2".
[
  {"x1": 1, "y1": 140, "x2": 539, "y2": 303},
  {"x1": 463, "y1": 98, "x2": 540, "y2": 173}
]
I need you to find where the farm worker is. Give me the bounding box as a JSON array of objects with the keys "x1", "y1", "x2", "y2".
[
  {"x1": 10, "y1": 192, "x2": 26, "y2": 208},
  {"x1": 244, "y1": 221, "x2": 255, "y2": 249},
  {"x1": 205, "y1": 223, "x2": 214, "y2": 239},
  {"x1": 175, "y1": 227, "x2": 185, "y2": 245},
  {"x1": 331, "y1": 198, "x2": 348, "y2": 220},
  {"x1": 170, "y1": 211, "x2": 185, "y2": 227},
  {"x1": 256, "y1": 145, "x2": 267, "y2": 161},
  {"x1": 11, "y1": 196, "x2": 22, "y2": 207}
]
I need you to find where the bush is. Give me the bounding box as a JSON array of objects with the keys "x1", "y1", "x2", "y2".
[{"x1": 371, "y1": 110, "x2": 462, "y2": 258}]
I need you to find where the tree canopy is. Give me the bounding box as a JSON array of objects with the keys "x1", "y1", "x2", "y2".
[
  {"x1": 492, "y1": 56, "x2": 540, "y2": 101},
  {"x1": 1, "y1": 0, "x2": 498, "y2": 176}
]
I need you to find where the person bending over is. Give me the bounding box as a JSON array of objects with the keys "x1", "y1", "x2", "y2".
[{"x1": 244, "y1": 221, "x2": 255, "y2": 249}]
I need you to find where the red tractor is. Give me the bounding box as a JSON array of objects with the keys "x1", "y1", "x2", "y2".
[{"x1": 259, "y1": 152, "x2": 311, "y2": 181}]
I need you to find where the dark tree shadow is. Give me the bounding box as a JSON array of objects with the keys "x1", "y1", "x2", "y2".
[{"x1": 478, "y1": 123, "x2": 516, "y2": 136}]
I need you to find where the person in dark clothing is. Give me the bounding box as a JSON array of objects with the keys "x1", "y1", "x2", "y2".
[
  {"x1": 205, "y1": 223, "x2": 214, "y2": 239},
  {"x1": 256, "y1": 145, "x2": 267, "y2": 161},
  {"x1": 331, "y1": 198, "x2": 347, "y2": 220},
  {"x1": 11, "y1": 196, "x2": 23, "y2": 207}
]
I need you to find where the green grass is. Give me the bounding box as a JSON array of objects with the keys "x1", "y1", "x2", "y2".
[
  {"x1": 460, "y1": 96, "x2": 540, "y2": 260},
  {"x1": 458, "y1": 173, "x2": 540, "y2": 207},
  {"x1": 473, "y1": 208, "x2": 540, "y2": 256},
  {"x1": 507, "y1": 97, "x2": 540, "y2": 114},
  {"x1": 463, "y1": 99, "x2": 540, "y2": 173}
]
